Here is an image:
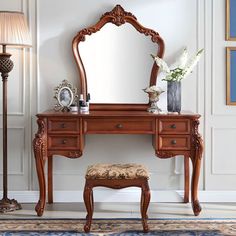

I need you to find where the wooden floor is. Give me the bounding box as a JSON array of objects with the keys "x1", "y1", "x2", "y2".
[{"x1": 1, "y1": 203, "x2": 236, "y2": 219}]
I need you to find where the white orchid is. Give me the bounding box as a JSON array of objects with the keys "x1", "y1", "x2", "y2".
[
  {"x1": 151, "y1": 54, "x2": 170, "y2": 73},
  {"x1": 175, "y1": 47, "x2": 188, "y2": 69},
  {"x1": 151, "y1": 48, "x2": 204, "y2": 82}
]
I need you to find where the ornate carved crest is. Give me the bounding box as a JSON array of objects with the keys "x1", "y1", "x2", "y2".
[{"x1": 102, "y1": 5, "x2": 136, "y2": 26}]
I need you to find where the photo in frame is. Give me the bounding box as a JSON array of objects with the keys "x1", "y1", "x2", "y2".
[
  {"x1": 226, "y1": 47, "x2": 236, "y2": 105},
  {"x1": 54, "y1": 80, "x2": 78, "y2": 111},
  {"x1": 226, "y1": 0, "x2": 236, "y2": 40}
]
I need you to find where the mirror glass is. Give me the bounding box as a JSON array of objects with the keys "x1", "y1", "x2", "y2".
[{"x1": 79, "y1": 23, "x2": 158, "y2": 104}]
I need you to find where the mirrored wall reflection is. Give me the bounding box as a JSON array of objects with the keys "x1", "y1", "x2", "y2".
[{"x1": 79, "y1": 23, "x2": 158, "y2": 104}]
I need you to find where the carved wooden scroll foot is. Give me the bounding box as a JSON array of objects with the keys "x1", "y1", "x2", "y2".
[
  {"x1": 35, "y1": 200, "x2": 45, "y2": 217},
  {"x1": 192, "y1": 200, "x2": 202, "y2": 216},
  {"x1": 33, "y1": 118, "x2": 47, "y2": 216}
]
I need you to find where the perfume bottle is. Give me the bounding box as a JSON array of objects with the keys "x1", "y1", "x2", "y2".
[
  {"x1": 79, "y1": 94, "x2": 84, "y2": 107},
  {"x1": 86, "y1": 93, "x2": 90, "y2": 111},
  {"x1": 79, "y1": 93, "x2": 89, "y2": 113}
]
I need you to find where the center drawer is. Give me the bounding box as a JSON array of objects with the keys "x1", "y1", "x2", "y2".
[{"x1": 84, "y1": 118, "x2": 155, "y2": 134}]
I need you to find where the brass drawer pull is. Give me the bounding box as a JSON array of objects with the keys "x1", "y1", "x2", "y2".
[
  {"x1": 61, "y1": 123, "x2": 65, "y2": 128},
  {"x1": 171, "y1": 140, "x2": 177, "y2": 145},
  {"x1": 116, "y1": 124, "x2": 123, "y2": 129},
  {"x1": 62, "y1": 139, "x2": 67, "y2": 144},
  {"x1": 170, "y1": 124, "x2": 176, "y2": 129}
]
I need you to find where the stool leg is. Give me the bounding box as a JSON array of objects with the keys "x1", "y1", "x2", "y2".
[
  {"x1": 141, "y1": 181, "x2": 150, "y2": 233},
  {"x1": 83, "y1": 182, "x2": 93, "y2": 233}
]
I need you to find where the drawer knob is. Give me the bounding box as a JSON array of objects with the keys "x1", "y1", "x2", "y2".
[
  {"x1": 62, "y1": 139, "x2": 67, "y2": 144},
  {"x1": 171, "y1": 140, "x2": 177, "y2": 145},
  {"x1": 170, "y1": 124, "x2": 176, "y2": 129},
  {"x1": 116, "y1": 124, "x2": 123, "y2": 129},
  {"x1": 61, "y1": 123, "x2": 65, "y2": 128}
]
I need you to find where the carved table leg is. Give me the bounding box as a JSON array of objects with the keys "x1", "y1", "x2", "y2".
[
  {"x1": 83, "y1": 181, "x2": 93, "y2": 233},
  {"x1": 190, "y1": 119, "x2": 204, "y2": 216},
  {"x1": 48, "y1": 156, "x2": 53, "y2": 204},
  {"x1": 141, "y1": 181, "x2": 150, "y2": 233},
  {"x1": 184, "y1": 155, "x2": 190, "y2": 203},
  {"x1": 33, "y1": 118, "x2": 47, "y2": 217}
]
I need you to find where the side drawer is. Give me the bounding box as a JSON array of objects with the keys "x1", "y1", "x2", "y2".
[
  {"x1": 84, "y1": 118, "x2": 155, "y2": 134},
  {"x1": 48, "y1": 118, "x2": 80, "y2": 133},
  {"x1": 48, "y1": 135, "x2": 80, "y2": 149},
  {"x1": 158, "y1": 135, "x2": 190, "y2": 150},
  {"x1": 159, "y1": 119, "x2": 190, "y2": 134}
]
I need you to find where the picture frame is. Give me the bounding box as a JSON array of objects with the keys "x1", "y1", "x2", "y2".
[
  {"x1": 226, "y1": 0, "x2": 236, "y2": 40},
  {"x1": 226, "y1": 47, "x2": 236, "y2": 105},
  {"x1": 54, "y1": 80, "x2": 78, "y2": 111}
]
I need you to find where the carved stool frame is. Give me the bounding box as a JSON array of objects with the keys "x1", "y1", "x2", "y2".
[{"x1": 83, "y1": 178, "x2": 151, "y2": 233}]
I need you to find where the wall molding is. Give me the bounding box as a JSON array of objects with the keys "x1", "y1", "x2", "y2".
[
  {"x1": 211, "y1": 127, "x2": 236, "y2": 175},
  {"x1": 0, "y1": 127, "x2": 25, "y2": 175},
  {"x1": 3, "y1": 190, "x2": 236, "y2": 203}
]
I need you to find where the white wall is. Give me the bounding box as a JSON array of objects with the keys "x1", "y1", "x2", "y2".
[{"x1": 0, "y1": 0, "x2": 236, "y2": 202}]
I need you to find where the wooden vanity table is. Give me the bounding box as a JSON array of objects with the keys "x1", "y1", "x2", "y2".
[
  {"x1": 33, "y1": 5, "x2": 203, "y2": 217},
  {"x1": 33, "y1": 110, "x2": 203, "y2": 217}
]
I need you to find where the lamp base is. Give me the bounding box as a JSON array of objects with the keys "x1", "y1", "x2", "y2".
[{"x1": 0, "y1": 197, "x2": 22, "y2": 213}]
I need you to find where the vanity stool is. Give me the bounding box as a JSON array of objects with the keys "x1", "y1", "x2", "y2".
[{"x1": 83, "y1": 163, "x2": 151, "y2": 233}]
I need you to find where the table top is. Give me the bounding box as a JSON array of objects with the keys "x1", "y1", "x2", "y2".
[{"x1": 37, "y1": 109, "x2": 201, "y2": 118}]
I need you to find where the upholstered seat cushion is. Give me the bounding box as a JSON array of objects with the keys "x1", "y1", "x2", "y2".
[{"x1": 85, "y1": 163, "x2": 149, "y2": 180}]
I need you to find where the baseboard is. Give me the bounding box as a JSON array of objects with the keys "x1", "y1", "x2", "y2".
[{"x1": 2, "y1": 190, "x2": 236, "y2": 203}]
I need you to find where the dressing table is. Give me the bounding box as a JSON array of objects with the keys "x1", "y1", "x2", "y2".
[{"x1": 33, "y1": 5, "x2": 203, "y2": 217}]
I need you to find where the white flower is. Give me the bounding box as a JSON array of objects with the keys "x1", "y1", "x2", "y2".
[
  {"x1": 151, "y1": 48, "x2": 204, "y2": 82},
  {"x1": 183, "y1": 48, "x2": 204, "y2": 78},
  {"x1": 151, "y1": 54, "x2": 170, "y2": 73},
  {"x1": 176, "y1": 48, "x2": 188, "y2": 69}
]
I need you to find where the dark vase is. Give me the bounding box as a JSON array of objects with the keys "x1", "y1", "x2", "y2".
[{"x1": 167, "y1": 81, "x2": 181, "y2": 113}]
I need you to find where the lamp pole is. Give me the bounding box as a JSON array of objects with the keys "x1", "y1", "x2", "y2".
[{"x1": 0, "y1": 44, "x2": 21, "y2": 212}]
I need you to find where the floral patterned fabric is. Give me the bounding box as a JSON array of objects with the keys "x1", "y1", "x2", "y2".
[{"x1": 85, "y1": 163, "x2": 149, "y2": 180}]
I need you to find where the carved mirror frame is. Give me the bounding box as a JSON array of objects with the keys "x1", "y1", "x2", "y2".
[{"x1": 72, "y1": 5, "x2": 165, "y2": 111}]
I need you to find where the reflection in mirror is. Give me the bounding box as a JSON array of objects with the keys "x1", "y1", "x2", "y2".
[{"x1": 79, "y1": 23, "x2": 158, "y2": 104}]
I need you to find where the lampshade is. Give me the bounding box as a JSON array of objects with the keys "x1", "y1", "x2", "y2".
[{"x1": 0, "y1": 11, "x2": 31, "y2": 47}]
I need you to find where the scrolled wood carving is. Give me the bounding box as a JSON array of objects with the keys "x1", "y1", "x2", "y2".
[
  {"x1": 102, "y1": 5, "x2": 137, "y2": 26},
  {"x1": 33, "y1": 118, "x2": 47, "y2": 160},
  {"x1": 73, "y1": 4, "x2": 164, "y2": 53},
  {"x1": 67, "y1": 151, "x2": 83, "y2": 159},
  {"x1": 155, "y1": 151, "x2": 176, "y2": 159},
  {"x1": 191, "y1": 118, "x2": 204, "y2": 161}
]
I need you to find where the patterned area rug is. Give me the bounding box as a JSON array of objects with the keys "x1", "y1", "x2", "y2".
[{"x1": 0, "y1": 219, "x2": 236, "y2": 235}]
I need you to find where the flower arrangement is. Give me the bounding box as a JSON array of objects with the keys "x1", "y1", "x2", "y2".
[{"x1": 151, "y1": 48, "x2": 204, "y2": 82}]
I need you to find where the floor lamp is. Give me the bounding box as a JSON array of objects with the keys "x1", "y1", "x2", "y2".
[{"x1": 0, "y1": 11, "x2": 31, "y2": 212}]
